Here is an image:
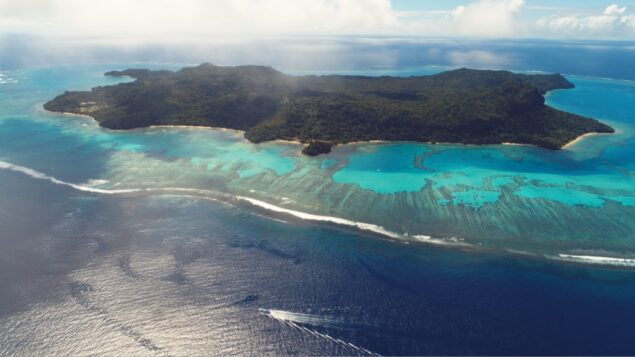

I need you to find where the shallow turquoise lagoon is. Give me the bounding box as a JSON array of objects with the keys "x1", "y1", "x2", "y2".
[
  {"x1": 1, "y1": 64, "x2": 634, "y2": 264},
  {"x1": 332, "y1": 144, "x2": 430, "y2": 193},
  {"x1": 332, "y1": 76, "x2": 635, "y2": 207}
]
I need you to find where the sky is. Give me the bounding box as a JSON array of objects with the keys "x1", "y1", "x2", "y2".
[{"x1": 0, "y1": 0, "x2": 634, "y2": 41}]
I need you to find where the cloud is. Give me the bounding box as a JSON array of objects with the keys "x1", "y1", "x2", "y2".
[
  {"x1": 0, "y1": 0, "x2": 396, "y2": 39},
  {"x1": 0, "y1": 0, "x2": 530, "y2": 40},
  {"x1": 395, "y1": 0, "x2": 526, "y2": 37},
  {"x1": 450, "y1": 0, "x2": 526, "y2": 37},
  {"x1": 1, "y1": 0, "x2": 632, "y2": 41},
  {"x1": 604, "y1": 4, "x2": 627, "y2": 16},
  {"x1": 537, "y1": 4, "x2": 635, "y2": 36}
]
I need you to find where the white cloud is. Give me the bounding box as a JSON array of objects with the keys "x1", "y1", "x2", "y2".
[
  {"x1": 393, "y1": 0, "x2": 527, "y2": 38},
  {"x1": 1, "y1": 0, "x2": 633, "y2": 40},
  {"x1": 450, "y1": 0, "x2": 526, "y2": 37},
  {"x1": 0, "y1": 0, "x2": 530, "y2": 40},
  {"x1": 0, "y1": 0, "x2": 397, "y2": 39},
  {"x1": 604, "y1": 4, "x2": 627, "y2": 16},
  {"x1": 537, "y1": 4, "x2": 635, "y2": 36}
]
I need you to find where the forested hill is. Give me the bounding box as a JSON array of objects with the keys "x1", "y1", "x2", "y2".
[{"x1": 44, "y1": 63, "x2": 613, "y2": 155}]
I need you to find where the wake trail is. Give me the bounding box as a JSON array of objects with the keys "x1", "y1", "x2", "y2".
[{"x1": 259, "y1": 308, "x2": 379, "y2": 356}]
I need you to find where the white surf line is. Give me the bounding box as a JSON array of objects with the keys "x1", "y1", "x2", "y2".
[
  {"x1": 0, "y1": 160, "x2": 479, "y2": 249},
  {"x1": 0, "y1": 163, "x2": 231, "y2": 199},
  {"x1": 0, "y1": 160, "x2": 393, "y2": 240},
  {"x1": 555, "y1": 254, "x2": 635, "y2": 267},
  {"x1": 5, "y1": 161, "x2": 635, "y2": 268},
  {"x1": 260, "y1": 309, "x2": 379, "y2": 356},
  {"x1": 0, "y1": 161, "x2": 140, "y2": 194},
  {"x1": 412, "y1": 234, "x2": 471, "y2": 248},
  {"x1": 236, "y1": 195, "x2": 403, "y2": 240},
  {"x1": 237, "y1": 196, "x2": 472, "y2": 248}
]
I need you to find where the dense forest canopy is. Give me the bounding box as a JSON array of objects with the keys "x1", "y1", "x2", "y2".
[{"x1": 45, "y1": 63, "x2": 613, "y2": 155}]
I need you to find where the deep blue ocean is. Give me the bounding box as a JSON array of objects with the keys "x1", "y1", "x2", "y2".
[{"x1": 2, "y1": 39, "x2": 635, "y2": 355}]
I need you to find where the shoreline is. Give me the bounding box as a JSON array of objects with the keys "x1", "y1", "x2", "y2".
[
  {"x1": 48, "y1": 108, "x2": 612, "y2": 152},
  {"x1": 147, "y1": 125, "x2": 245, "y2": 136},
  {"x1": 501, "y1": 142, "x2": 534, "y2": 147},
  {"x1": 59, "y1": 111, "x2": 96, "y2": 120},
  {"x1": 563, "y1": 131, "x2": 613, "y2": 149}
]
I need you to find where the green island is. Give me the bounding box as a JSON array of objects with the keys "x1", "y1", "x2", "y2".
[{"x1": 44, "y1": 63, "x2": 613, "y2": 155}]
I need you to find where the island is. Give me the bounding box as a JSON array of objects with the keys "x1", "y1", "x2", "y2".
[{"x1": 44, "y1": 63, "x2": 614, "y2": 155}]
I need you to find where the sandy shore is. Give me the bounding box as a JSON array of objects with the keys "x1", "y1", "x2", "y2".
[
  {"x1": 51, "y1": 111, "x2": 247, "y2": 136},
  {"x1": 148, "y1": 125, "x2": 245, "y2": 135},
  {"x1": 59, "y1": 111, "x2": 95, "y2": 120},
  {"x1": 50, "y1": 108, "x2": 612, "y2": 152},
  {"x1": 149, "y1": 124, "x2": 239, "y2": 131},
  {"x1": 563, "y1": 132, "x2": 612, "y2": 149},
  {"x1": 501, "y1": 142, "x2": 534, "y2": 147},
  {"x1": 344, "y1": 140, "x2": 390, "y2": 145}
]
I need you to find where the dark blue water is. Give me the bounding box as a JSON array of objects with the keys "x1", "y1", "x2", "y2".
[{"x1": 2, "y1": 169, "x2": 635, "y2": 355}]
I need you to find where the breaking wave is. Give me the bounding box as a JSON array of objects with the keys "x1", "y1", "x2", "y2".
[
  {"x1": 4, "y1": 159, "x2": 635, "y2": 268},
  {"x1": 0, "y1": 161, "x2": 140, "y2": 194},
  {"x1": 235, "y1": 195, "x2": 403, "y2": 239},
  {"x1": 0, "y1": 160, "x2": 466, "y2": 248},
  {"x1": 553, "y1": 254, "x2": 635, "y2": 267}
]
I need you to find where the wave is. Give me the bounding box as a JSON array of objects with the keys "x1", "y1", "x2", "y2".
[
  {"x1": 259, "y1": 308, "x2": 378, "y2": 356},
  {"x1": 4, "y1": 160, "x2": 635, "y2": 269},
  {"x1": 84, "y1": 179, "x2": 110, "y2": 186},
  {"x1": 553, "y1": 254, "x2": 635, "y2": 267},
  {"x1": 235, "y1": 196, "x2": 471, "y2": 248},
  {"x1": 236, "y1": 195, "x2": 404, "y2": 239},
  {"x1": 0, "y1": 161, "x2": 140, "y2": 194},
  {"x1": 412, "y1": 234, "x2": 470, "y2": 247},
  {"x1": 0, "y1": 78, "x2": 18, "y2": 84},
  {"x1": 0, "y1": 160, "x2": 413, "y2": 240},
  {"x1": 1, "y1": 159, "x2": 470, "y2": 247}
]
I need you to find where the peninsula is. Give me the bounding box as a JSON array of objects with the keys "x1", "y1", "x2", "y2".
[{"x1": 44, "y1": 64, "x2": 613, "y2": 155}]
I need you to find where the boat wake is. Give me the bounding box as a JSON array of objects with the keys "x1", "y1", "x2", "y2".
[{"x1": 259, "y1": 308, "x2": 379, "y2": 356}]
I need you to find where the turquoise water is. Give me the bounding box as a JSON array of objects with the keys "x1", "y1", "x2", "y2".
[{"x1": 1, "y1": 64, "x2": 634, "y2": 265}]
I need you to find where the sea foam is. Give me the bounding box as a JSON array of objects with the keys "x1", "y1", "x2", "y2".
[
  {"x1": 0, "y1": 161, "x2": 140, "y2": 194},
  {"x1": 236, "y1": 195, "x2": 403, "y2": 239},
  {"x1": 554, "y1": 254, "x2": 635, "y2": 267}
]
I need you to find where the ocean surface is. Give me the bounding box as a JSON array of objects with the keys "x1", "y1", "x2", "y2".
[{"x1": 1, "y1": 60, "x2": 635, "y2": 355}]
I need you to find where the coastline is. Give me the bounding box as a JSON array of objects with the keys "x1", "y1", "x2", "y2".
[
  {"x1": 147, "y1": 125, "x2": 246, "y2": 136},
  {"x1": 563, "y1": 131, "x2": 612, "y2": 149},
  {"x1": 45, "y1": 109, "x2": 426, "y2": 149},
  {"x1": 47, "y1": 108, "x2": 613, "y2": 152},
  {"x1": 502, "y1": 142, "x2": 533, "y2": 147},
  {"x1": 59, "y1": 111, "x2": 96, "y2": 120}
]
